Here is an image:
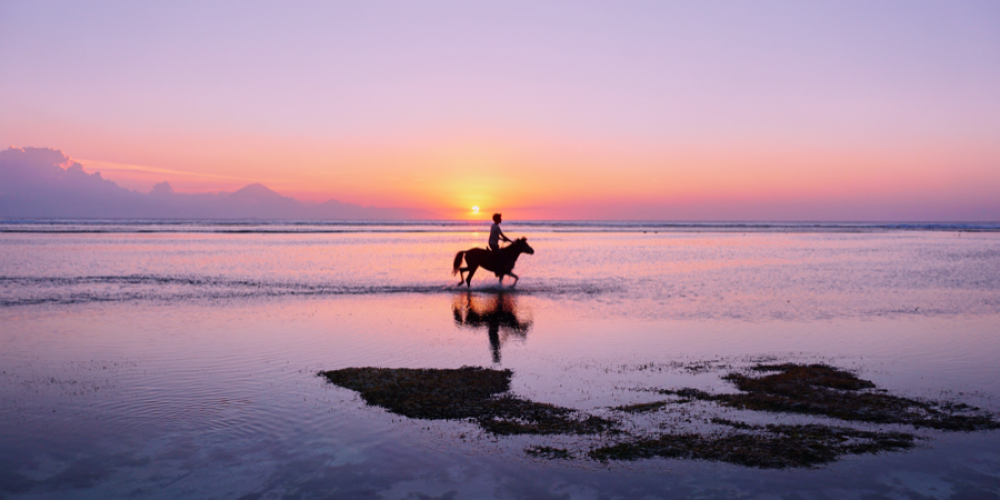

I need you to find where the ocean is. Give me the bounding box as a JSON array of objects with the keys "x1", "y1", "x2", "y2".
[{"x1": 2, "y1": 220, "x2": 999, "y2": 499}]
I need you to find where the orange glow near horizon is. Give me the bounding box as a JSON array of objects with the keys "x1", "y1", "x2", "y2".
[{"x1": 67, "y1": 133, "x2": 1000, "y2": 221}]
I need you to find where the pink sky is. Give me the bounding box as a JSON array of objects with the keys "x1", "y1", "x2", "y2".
[{"x1": 2, "y1": 1, "x2": 998, "y2": 220}]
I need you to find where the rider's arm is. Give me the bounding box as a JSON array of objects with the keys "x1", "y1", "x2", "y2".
[{"x1": 499, "y1": 228, "x2": 511, "y2": 242}]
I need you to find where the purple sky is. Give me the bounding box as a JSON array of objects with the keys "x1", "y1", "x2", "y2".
[{"x1": 2, "y1": 1, "x2": 998, "y2": 219}]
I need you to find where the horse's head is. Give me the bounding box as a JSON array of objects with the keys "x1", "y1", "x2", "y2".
[{"x1": 513, "y1": 237, "x2": 534, "y2": 255}]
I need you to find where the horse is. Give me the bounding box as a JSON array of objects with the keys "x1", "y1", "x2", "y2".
[{"x1": 452, "y1": 237, "x2": 534, "y2": 287}]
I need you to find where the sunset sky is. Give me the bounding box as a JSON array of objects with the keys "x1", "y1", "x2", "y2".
[{"x1": 2, "y1": 1, "x2": 998, "y2": 220}]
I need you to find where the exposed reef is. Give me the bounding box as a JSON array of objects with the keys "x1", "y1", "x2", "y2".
[
  {"x1": 318, "y1": 366, "x2": 613, "y2": 435},
  {"x1": 319, "y1": 363, "x2": 999, "y2": 469},
  {"x1": 589, "y1": 421, "x2": 915, "y2": 469},
  {"x1": 525, "y1": 446, "x2": 572, "y2": 460},
  {"x1": 660, "y1": 363, "x2": 1000, "y2": 431},
  {"x1": 612, "y1": 401, "x2": 673, "y2": 413}
]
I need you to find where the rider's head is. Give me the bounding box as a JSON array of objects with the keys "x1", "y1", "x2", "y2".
[{"x1": 492, "y1": 213, "x2": 502, "y2": 224}]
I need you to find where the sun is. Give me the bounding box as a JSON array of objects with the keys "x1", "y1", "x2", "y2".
[{"x1": 471, "y1": 206, "x2": 479, "y2": 214}]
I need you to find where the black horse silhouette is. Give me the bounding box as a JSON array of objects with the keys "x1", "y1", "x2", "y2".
[
  {"x1": 452, "y1": 237, "x2": 534, "y2": 287},
  {"x1": 452, "y1": 291, "x2": 532, "y2": 362}
]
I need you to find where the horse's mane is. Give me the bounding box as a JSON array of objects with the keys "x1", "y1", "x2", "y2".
[{"x1": 503, "y1": 237, "x2": 527, "y2": 251}]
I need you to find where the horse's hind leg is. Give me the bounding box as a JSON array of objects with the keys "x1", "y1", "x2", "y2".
[
  {"x1": 465, "y1": 266, "x2": 477, "y2": 287},
  {"x1": 457, "y1": 267, "x2": 468, "y2": 286}
]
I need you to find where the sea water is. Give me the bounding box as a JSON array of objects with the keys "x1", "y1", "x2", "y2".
[{"x1": 1, "y1": 221, "x2": 999, "y2": 499}]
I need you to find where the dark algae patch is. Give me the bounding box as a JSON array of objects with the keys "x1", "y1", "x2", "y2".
[
  {"x1": 589, "y1": 422, "x2": 915, "y2": 469},
  {"x1": 662, "y1": 363, "x2": 1000, "y2": 431},
  {"x1": 319, "y1": 366, "x2": 508, "y2": 420},
  {"x1": 525, "y1": 446, "x2": 571, "y2": 460},
  {"x1": 319, "y1": 364, "x2": 998, "y2": 469},
  {"x1": 612, "y1": 401, "x2": 671, "y2": 413},
  {"x1": 317, "y1": 366, "x2": 614, "y2": 435}
]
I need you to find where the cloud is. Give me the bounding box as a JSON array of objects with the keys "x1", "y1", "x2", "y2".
[{"x1": 0, "y1": 147, "x2": 433, "y2": 220}]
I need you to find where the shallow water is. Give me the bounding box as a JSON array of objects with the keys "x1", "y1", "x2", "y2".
[{"x1": 1, "y1": 221, "x2": 999, "y2": 499}]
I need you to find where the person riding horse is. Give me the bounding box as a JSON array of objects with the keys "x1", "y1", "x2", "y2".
[
  {"x1": 489, "y1": 213, "x2": 511, "y2": 257},
  {"x1": 453, "y1": 213, "x2": 533, "y2": 287}
]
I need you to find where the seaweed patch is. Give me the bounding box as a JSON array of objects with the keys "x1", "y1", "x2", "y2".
[
  {"x1": 318, "y1": 366, "x2": 614, "y2": 435},
  {"x1": 589, "y1": 422, "x2": 915, "y2": 468},
  {"x1": 319, "y1": 363, "x2": 998, "y2": 469},
  {"x1": 612, "y1": 401, "x2": 672, "y2": 413},
  {"x1": 660, "y1": 363, "x2": 1000, "y2": 431},
  {"x1": 525, "y1": 446, "x2": 571, "y2": 460}
]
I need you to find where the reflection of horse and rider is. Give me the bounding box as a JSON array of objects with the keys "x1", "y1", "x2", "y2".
[
  {"x1": 453, "y1": 213, "x2": 534, "y2": 287},
  {"x1": 452, "y1": 291, "x2": 532, "y2": 363}
]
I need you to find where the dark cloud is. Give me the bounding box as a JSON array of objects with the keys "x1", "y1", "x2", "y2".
[{"x1": 0, "y1": 147, "x2": 433, "y2": 219}]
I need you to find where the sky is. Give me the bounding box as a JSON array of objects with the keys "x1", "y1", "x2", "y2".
[{"x1": 2, "y1": 1, "x2": 999, "y2": 220}]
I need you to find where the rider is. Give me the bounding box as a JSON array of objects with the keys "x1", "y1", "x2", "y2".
[{"x1": 489, "y1": 213, "x2": 511, "y2": 256}]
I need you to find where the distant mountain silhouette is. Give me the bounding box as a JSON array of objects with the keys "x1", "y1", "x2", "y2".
[
  {"x1": 229, "y1": 183, "x2": 293, "y2": 205},
  {"x1": 0, "y1": 147, "x2": 434, "y2": 220}
]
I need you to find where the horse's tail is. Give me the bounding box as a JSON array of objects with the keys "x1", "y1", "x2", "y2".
[{"x1": 452, "y1": 251, "x2": 466, "y2": 275}]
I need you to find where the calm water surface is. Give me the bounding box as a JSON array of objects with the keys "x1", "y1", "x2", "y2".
[{"x1": 1, "y1": 221, "x2": 999, "y2": 499}]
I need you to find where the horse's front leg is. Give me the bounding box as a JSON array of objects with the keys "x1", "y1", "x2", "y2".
[{"x1": 508, "y1": 272, "x2": 519, "y2": 287}]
